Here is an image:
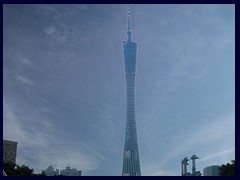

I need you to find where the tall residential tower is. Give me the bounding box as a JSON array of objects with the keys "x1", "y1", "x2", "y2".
[{"x1": 122, "y1": 5, "x2": 141, "y2": 176}]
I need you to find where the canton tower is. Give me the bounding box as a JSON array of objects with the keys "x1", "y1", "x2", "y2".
[{"x1": 122, "y1": 5, "x2": 141, "y2": 176}]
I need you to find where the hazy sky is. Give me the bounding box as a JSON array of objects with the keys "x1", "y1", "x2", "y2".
[{"x1": 3, "y1": 4, "x2": 235, "y2": 176}]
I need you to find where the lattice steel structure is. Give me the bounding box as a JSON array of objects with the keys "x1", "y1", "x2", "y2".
[{"x1": 122, "y1": 5, "x2": 141, "y2": 176}]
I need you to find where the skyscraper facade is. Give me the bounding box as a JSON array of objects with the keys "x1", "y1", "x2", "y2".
[
  {"x1": 3, "y1": 139, "x2": 18, "y2": 164},
  {"x1": 42, "y1": 165, "x2": 59, "y2": 176},
  {"x1": 203, "y1": 165, "x2": 220, "y2": 176},
  {"x1": 60, "y1": 165, "x2": 82, "y2": 176},
  {"x1": 122, "y1": 6, "x2": 141, "y2": 176}
]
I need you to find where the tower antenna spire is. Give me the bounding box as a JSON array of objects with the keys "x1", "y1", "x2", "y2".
[{"x1": 127, "y1": 4, "x2": 132, "y2": 42}]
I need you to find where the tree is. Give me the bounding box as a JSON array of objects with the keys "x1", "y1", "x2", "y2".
[
  {"x1": 219, "y1": 160, "x2": 235, "y2": 176},
  {"x1": 3, "y1": 162, "x2": 16, "y2": 176},
  {"x1": 15, "y1": 164, "x2": 33, "y2": 176},
  {"x1": 3, "y1": 162, "x2": 45, "y2": 176}
]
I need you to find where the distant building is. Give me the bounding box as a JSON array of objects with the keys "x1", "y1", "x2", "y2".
[
  {"x1": 42, "y1": 165, "x2": 59, "y2": 176},
  {"x1": 203, "y1": 165, "x2": 220, "y2": 176},
  {"x1": 3, "y1": 140, "x2": 18, "y2": 164},
  {"x1": 60, "y1": 165, "x2": 82, "y2": 176}
]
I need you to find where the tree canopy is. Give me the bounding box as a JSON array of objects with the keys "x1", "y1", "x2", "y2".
[
  {"x1": 219, "y1": 160, "x2": 235, "y2": 176},
  {"x1": 3, "y1": 162, "x2": 45, "y2": 176}
]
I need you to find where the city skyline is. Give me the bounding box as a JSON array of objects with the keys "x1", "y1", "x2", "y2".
[{"x1": 3, "y1": 4, "x2": 235, "y2": 175}]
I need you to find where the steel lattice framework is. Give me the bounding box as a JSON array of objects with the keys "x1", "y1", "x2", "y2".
[{"x1": 122, "y1": 5, "x2": 141, "y2": 176}]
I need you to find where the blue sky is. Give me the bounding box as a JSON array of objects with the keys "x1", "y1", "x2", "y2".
[{"x1": 3, "y1": 4, "x2": 235, "y2": 176}]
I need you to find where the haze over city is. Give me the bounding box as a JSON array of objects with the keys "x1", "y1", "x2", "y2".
[{"x1": 3, "y1": 4, "x2": 235, "y2": 175}]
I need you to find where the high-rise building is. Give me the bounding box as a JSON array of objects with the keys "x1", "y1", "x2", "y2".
[
  {"x1": 60, "y1": 165, "x2": 82, "y2": 176},
  {"x1": 42, "y1": 165, "x2": 59, "y2": 176},
  {"x1": 122, "y1": 5, "x2": 141, "y2": 176},
  {"x1": 203, "y1": 165, "x2": 220, "y2": 176},
  {"x1": 42, "y1": 165, "x2": 82, "y2": 176},
  {"x1": 3, "y1": 139, "x2": 18, "y2": 164}
]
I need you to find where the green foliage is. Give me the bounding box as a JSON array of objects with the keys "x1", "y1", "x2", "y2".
[
  {"x1": 219, "y1": 160, "x2": 235, "y2": 176},
  {"x1": 3, "y1": 162, "x2": 45, "y2": 176},
  {"x1": 40, "y1": 171, "x2": 46, "y2": 176},
  {"x1": 3, "y1": 162, "x2": 17, "y2": 176},
  {"x1": 16, "y1": 164, "x2": 33, "y2": 176}
]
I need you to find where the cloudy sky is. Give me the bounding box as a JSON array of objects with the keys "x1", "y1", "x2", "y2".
[{"x1": 3, "y1": 4, "x2": 235, "y2": 176}]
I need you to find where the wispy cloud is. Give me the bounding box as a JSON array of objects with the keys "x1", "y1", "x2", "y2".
[
  {"x1": 199, "y1": 148, "x2": 235, "y2": 162},
  {"x1": 41, "y1": 107, "x2": 53, "y2": 113},
  {"x1": 15, "y1": 74, "x2": 34, "y2": 85},
  {"x1": 44, "y1": 24, "x2": 56, "y2": 35},
  {"x1": 48, "y1": 145, "x2": 98, "y2": 172},
  {"x1": 160, "y1": 112, "x2": 235, "y2": 165},
  {"x1": 3, "y1": 98, "x2": 53, "y2": 147},
  {"x1": 141, "y1": 163, "x2": 176, "y2": 176},
  {"x1": 81, "y1": 143, "x2": 106, "y2": 160},
  {"x1": 3, "y1": 97, "x2": 100, "y2": 174},
  {"x1": 3, "y1": 99, "x2": 27, "y2": 142},
  {"x1": 138, "y1": 112, "x2": 235, "y2": 175},
  {"x1": 19, "y1": 57, "x2": 32, "y2": 65}
]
